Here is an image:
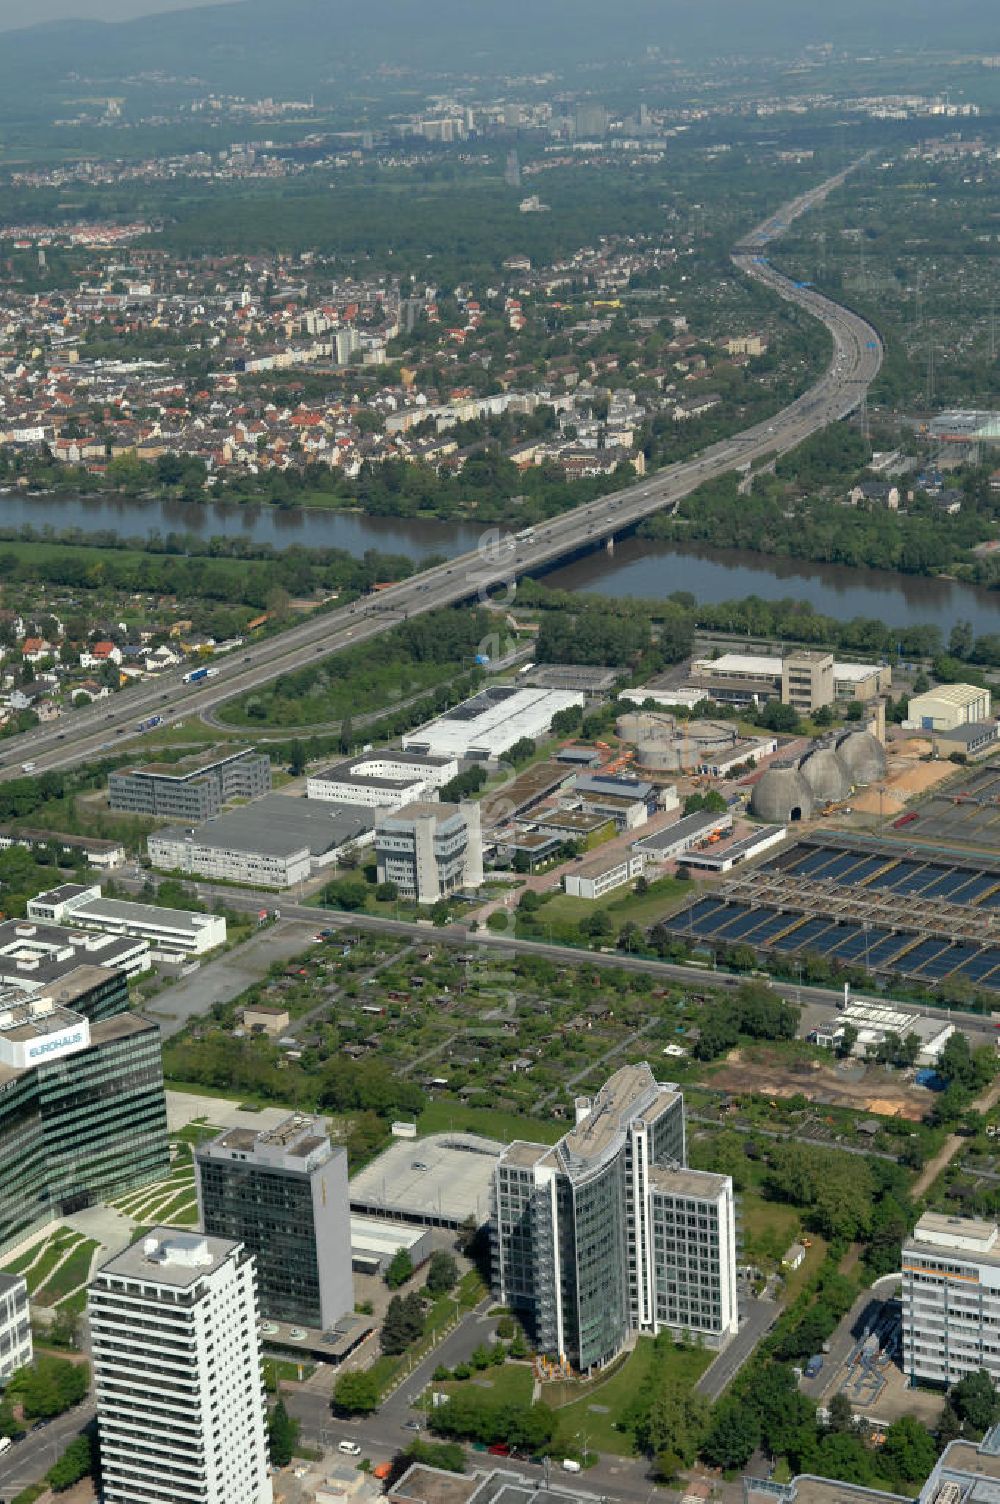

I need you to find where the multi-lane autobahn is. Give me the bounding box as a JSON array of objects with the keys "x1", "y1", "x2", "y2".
[{"x1": 0, "y1": 163, "x2": 880, "y2": 782}]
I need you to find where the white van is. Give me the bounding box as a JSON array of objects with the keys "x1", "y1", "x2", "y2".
[
  {"x1": 561, "y1": 1460, "x2": 581, "y2": 1474},
  {"x1": 338, "y1": 1441, "x2": 362, "y2": 1457},
  {"x1": 0, "y1": 1435, "x2": 12, "y2": 1455}
]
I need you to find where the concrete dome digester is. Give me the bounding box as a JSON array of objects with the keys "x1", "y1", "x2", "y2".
[
  {"x1": 750, "y1": 761, "x2": 816, "y2": 824},
  {"x1": 835, "y1": 728, "x2": 887, "y2": 786}
]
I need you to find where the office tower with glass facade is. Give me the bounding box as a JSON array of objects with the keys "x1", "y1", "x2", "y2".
[
  {"x1": 195, "y1": 1114, "x2": 352, "y2": 1331},
  {"x1": 89, "y1": 1229, "x2": 272, "y2": 1504},
  {"x1": 0, "y1": 978, "x2": 169, "y2": 1253},
  {"x1": 0, "y1": 1272, "x2": 31, "y2": 1383},
  {"x1": 491, "y1": 1064, "x2": 736, "y2": 1373}
]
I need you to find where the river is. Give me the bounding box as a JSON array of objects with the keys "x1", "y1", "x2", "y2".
[
  {"x1": 0, "y1": 489, "x2": 485, "y2": 559},
  {"x1": 3, "y1": 489, "x2": 997, "y2": 640},
  {"x1": 544, "y1": 535, "x2": 1000, "y2": 639}
]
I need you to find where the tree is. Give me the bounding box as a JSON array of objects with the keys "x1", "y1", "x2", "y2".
[
  {"x1": 405, "y1": 1439, "x2": 466, "y2": 1474},
  {"x1": 46, "y1": 1434, "x2": 93, "y2": 1492},
  {"x1": 937, "y1": 1403, "x2": 963, "y2": 1450},
  {"x1": 950, "y1": 620, "x2": 975, "y2": 660},
  {"x1": 386, "y1": 1247, "x2": 415, "y2": 1290},
  {"x1": 430, "y1": 899, "x2": 452, "y2": 927},
  {"x1": 268, "y1": 1398, "x2": 300, "y2": 1467},
  {"x1": 375, "y1": 880, "x2": 398, "y2": 902},
  {"x1": 701, "y1": 1399, "x2": 761, "y2": 1469},
  {"x1": 837, "y1": 1023, "x2": 859, "y2": 1059},
  {"x1": 882, "y1": 1416, "x2": 938, "y2": 1486},
  {"x1": 288, "y1": 739, "x2": 307, "y2": 777},
  {"x1": 826, "y1": 1393, "x2": 855, "y2": 1435},
  {"x1": 426, "y1": 1251, "x2": 459, "y2": 1296},
  {"x1": 952, "y1": 1369, "x2": 1000, "y2": 1432},
  {"x1": 382, "y1": 1291, "x2": 426, "y2": 1354},
  {"x1": 333, "y1": 1370, "x2": 380, "y2": 1415},
  {"x1": 13, "y1": 1355, "x2": 89, "y2": 1418},
  {"x1": 324, "y1": 877, "x2": 369, "y2": 912},
  {"x1": 638, "y1": 1378, "x2": 709, "y2": 1464},
  {"x1": 506, "y1": 738, "x2": 537, "y2": 766},
  {"x1": 757, "y1": 701, "x2": 800, "y2": 733}
]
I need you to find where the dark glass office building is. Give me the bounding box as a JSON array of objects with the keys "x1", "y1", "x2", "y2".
[
  {"x1": 0, "y1": 976, "x2": 169, "y2": 1254},
  {"x1": 196, "y1": 1115, "x2": 352, "y2": 1331}
]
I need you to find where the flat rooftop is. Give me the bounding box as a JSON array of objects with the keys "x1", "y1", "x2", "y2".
[
  {"x1": 500, "y1": 1141, "x2": 551, "y2": 1170},
  {"x1": 0, "y1": 921, "x2": 143, "y2": 982},
  {"x1": 378, "y1": 800, "x2": 463, "y2": 827},
  {"x1": 44, "y1": 887, "x2": 215, "y2": 935},
  {"x1": 634, "y1": 810, "x2": 731, "y2": 849},
  {"x1": 649, "y1": 1165, "x2": 727, "y2": 1200},
  {"x1": 351, "y1": 1216, "x2": 429, "y2": 1256},
  {"x1": 480, "y1": 762, "x2": 571, "y2": 824},
  {"x1": 157, "y1": 794, "x2": 374, "y2": 858},
  {"x1": 119, "y1": 745, "x2": 259, "y2": 782},
  {"x1": 96, "y1": 1228, "x2": 239, "y2": 1288},
  {"x1": 0, "y1": 999, "x2": 82, "y2": 1042},
  {"x1": 349, "y1": 1131, "x2": 503, "y2": 1226},
  {"x1": 525, "y1": 664, "x2": 621, "y2": 691},
  {"x1": 390, "y1": 1465, "x2": 609, "y2": 1504},
  {"x1": 315, "y1": 751, "x2": 454, "y2": 783}
]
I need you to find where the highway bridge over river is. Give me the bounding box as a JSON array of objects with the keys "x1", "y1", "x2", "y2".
[{"x1": 0, "y1": 162, "x2": 881, "y2": 782}]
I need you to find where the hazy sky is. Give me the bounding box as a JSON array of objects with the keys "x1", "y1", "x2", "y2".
[{"x1": 0, "y1": 0, "x2": 237, "y2": 28}]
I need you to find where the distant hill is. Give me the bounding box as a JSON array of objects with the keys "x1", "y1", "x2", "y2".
[{"x1": 0, "y1": 0, "x2": 994, "y2": 101}]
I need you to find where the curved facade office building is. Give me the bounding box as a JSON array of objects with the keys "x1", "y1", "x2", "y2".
[{"x1": 491, "y1": 1063, "x2": 736, "y2": 1374}]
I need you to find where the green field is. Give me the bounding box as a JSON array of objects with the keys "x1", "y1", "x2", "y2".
[
  {"x1": 33, "y1": 1240, "x2": 99, "y2": 1305},
  {"x1": 739, "y1": 1193, "x2": 802, "y2": 1265},
  {"x1": 436, "y1": 1364, "x2": 534, "y2": 1408},
  {"x1": 417, "y1": 1100, "x2": 563, "y2": 1145},
  {"x1": 548, "y1": 1338, "x2": 713, "y2": 1456}
]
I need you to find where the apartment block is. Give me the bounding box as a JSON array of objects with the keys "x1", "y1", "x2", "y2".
[
  {"x1": 196, "y1": 1114, "x2": 352, "y2": 1332},
  {"x1": 89, "y1": 1229, "x2": 272, "y2": 1504},
  {"x1": 108, "y1": 746, "x2": 271, "y2": 821},
  {"x1": 491, "y1": 1064, "x2": 737, "y2": 1373},
  {"x1": 902, "y1": 1212, "x2": 1000, "y2": 1385},
  {"x1": 0, "y1": 1272, "x2": 31, "y2": 1383}
]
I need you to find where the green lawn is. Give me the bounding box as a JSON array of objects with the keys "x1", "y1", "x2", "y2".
[
  {"x1": 418, "y1": 1099, "x2": 563, "y2": 1145},
  {"x1": 536, "y1": 876, "x2": 703, "y2": 932},
  {"x1": 436, "y1": 1363, "x2": 534, "y2": 1408},
  {"x1": 33, "y1": 1240, "x2": 99, "y2": 1304},
  {"x1": 150, "y1": 1192, "x2": 199, "y2": 1227},
  {"x1": 739, "y1": 1193, "x2": 802, "y2": 1265},
  {"x1": 2, "y1": 1229, "x2": 83, "y2": 1293},
  {"x1": 549, "y1": 1338, "x2": 713, "y2": 1456}
]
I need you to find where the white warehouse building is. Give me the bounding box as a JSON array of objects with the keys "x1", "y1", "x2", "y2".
[
  {"x1": 27, "y1": 884, "x2": 226, "y2": 958},
  {"x1": 307, "y1": 750, "x2": 458, "y2": 809},
  {"x1": 403, "y1": 686, "x2": 585, "y2": 763}
]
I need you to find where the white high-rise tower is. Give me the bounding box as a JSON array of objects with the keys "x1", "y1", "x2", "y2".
[{"x1": 89, "y1": 1228, "x2": 272, "y2": 1504}]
